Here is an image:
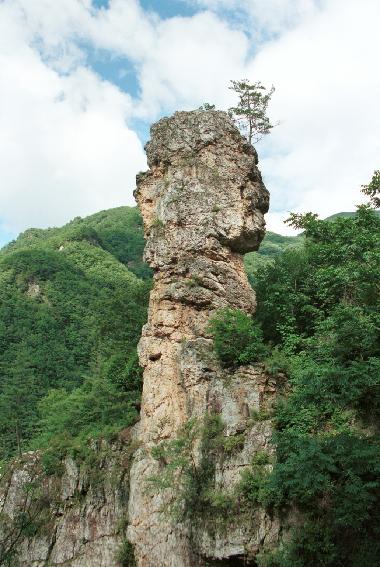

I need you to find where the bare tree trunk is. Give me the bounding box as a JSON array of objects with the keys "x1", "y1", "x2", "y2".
[{"x1": 247, "y1": 93, "x2": 252, "y2": 144}]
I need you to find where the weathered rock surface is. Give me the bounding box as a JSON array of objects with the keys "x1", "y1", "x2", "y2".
[
  {"x1": 128, "y1": 110, "x2": 278, "y2": 566},
  {"x1": 0, "y1": 440, "x2": 132, "y2": 566},
  {"x1": 0, "y1": 110, "x2": 279, "y2": 567}
]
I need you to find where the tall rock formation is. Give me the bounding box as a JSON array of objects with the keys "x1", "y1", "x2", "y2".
[
  {"x1": 128, "y1": 110, "x2": 278, "y2": 566},
  {"x1": 0, "y1": 110, "x2": 280, "y2": 567}
]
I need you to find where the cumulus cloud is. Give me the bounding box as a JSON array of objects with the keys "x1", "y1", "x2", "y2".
[
  {"x1": 12, "y1": 0, "x2": 248, "y2": 114},
  {"x1": 0, "y1": 0, "x2": 146, "y2": 234},
  {"x1": 185, "y1": 0, "x2": 320, "y2": 36},
  {"x1": 83, "y1": 1, "x2": 249, "y2": 116},
  {"x1": 133, "y1": 12, "x2": 248, "y2": 117},
  {"x1": 248, "y1": 0, "x2": 380, "y2": 232},
  {"x1": 1, "y1": 0, "x2": 379, "y2": 238}
]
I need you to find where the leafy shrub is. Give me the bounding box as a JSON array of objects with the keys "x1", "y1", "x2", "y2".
[
  {"x1": 150, "y1": 413, "x2": 239, "y2": 524},
  {"x1": 239, "y1": 451, "x2": 271, "y2": 505},
  {"x1": 40, "y1": 447, "x2": 64, "y2": 476},
  {"x1": 116, "y1": 539, "x2": 136, "y2": 567},
  {"x1": 263, "y1": 346, "x2": 290, "y2": 376},
  {"x1": 209, "y1": 308, "x2": 267, "y2": 367}
]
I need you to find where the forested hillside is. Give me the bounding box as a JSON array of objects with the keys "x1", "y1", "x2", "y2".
[{"x1": 0, "y1": 207, "x2": 150, "y2": 464}]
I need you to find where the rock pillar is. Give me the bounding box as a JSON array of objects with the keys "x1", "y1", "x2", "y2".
[{"x1": 128, "y1": 110, "x2": 274, "y2": 566}]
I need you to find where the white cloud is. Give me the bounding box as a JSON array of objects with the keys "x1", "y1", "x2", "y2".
[
  {"x1": 81, "y1": 2, "x2": 249, "y2": 117},
  {"x1": 134, "y1": 12, "x2": 248, "y2": 117},
  {"x1": 86, "y1": 0, "x2": 157, "y2": 60},
  {"x1": 1, "y1": 0, "x2": 379, "y2": 238},
  {"x1": 249, "y1": 0, "x2": 380, "y2": 230},
  {"x1": 0, "y1": 0, "x2": 146, "y2": 234},
  {"x1": 15, "y1": 0, "x2": 249, "y2": 114},
  {"x1": 185, "y1": 0, "x2": 320, "y2": 36}
]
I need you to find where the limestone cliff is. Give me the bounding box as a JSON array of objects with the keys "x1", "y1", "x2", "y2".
[
  {"x1": 128, "y1": 110, "x2": 279, "y2": 566},
  {"x1": 0, "y1": 439, "x2": 133, "y2": 566}
]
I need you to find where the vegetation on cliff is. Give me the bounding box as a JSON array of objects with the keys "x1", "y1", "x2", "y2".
[
  {"x1": 212, "y1": 204, "x2": 380, "y2": 566},
  {"x1": 228, "y1": 79, "x2": 276, "y2": 144}
]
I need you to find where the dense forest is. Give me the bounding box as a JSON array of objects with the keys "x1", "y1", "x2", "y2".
[
  {"x1": 0, "y1": 207, "x2": 151, "y2": 465},
  {"x1": 0, "y1": 200, "x2": 379, "y2": 566},
  {"x1": 211, "y1": 204, "x2": 380, "y2": 566}
]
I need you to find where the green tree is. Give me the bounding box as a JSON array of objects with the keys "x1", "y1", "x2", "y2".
[
  {"x1": 209, "y1": 308, "x2": 267, "y2": 367},
  {"x1": 255, "y1": 206, "x2": 380, "y2": 349},
  {"x1": 228, "y1": 79, "x2": 276, "y2": 144},
  {"x1": 0, "y1": 347, "x2": 40, "y2": 457},
  {"x1": 0, "y1": 206, "x2": 150, "y2": 461},
  {"x1": 361, "y1": 169, "x2": 380, "y2": 208},
  {"x1": 246, "y1": 204, "x2": 380, "y2": 566}
]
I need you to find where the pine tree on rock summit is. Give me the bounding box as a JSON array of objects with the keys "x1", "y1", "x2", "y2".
[{"x1": 228, "y1": 79, "x2": 276, "y2": 144}]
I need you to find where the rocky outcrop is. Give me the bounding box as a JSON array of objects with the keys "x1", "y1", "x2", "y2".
[
  {"x1": 0, "y1": 439, "x2": 133, "y2": 566},
  {"x1": 128, "y1": 110, "x2": 278, "y2": 566},
  {"x1": 0, "y1": 110, "x2": 279, "y2": 567}
]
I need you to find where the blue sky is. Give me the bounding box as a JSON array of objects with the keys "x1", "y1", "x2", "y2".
[
  {"x1": 140, "y1": 1, "x2": 197, "y2": 18},
  {"x1": 0, "y1": 0, "x2": 379, "y2": 246},
  {"x1": 87, "y1": 1, "x2": 198, "y2": 104},
  {"x1": 95, "y1": 0, "x2": 197, "y2": 16}
]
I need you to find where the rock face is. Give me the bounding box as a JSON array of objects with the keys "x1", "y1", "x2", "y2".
[
  {"x1": 0, "y1": 440, "x2": 133, "y2": 566},
  {"x1": 128, "y1": 110, "x2": 278, "y2": 566},
  {"x1": 0, "y1": 110, "x2": 279, "y2": 567}
]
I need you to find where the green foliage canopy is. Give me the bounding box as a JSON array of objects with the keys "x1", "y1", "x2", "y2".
[
  {"x1": 0, "y1": 207, "x2": 150, "y2": 462},
  {"x1": 243, "y1": 205, "x2": 380, "y2": 567},
  {"x1": 208, "y1": 308, "x2": 267, "y2": 367}
]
